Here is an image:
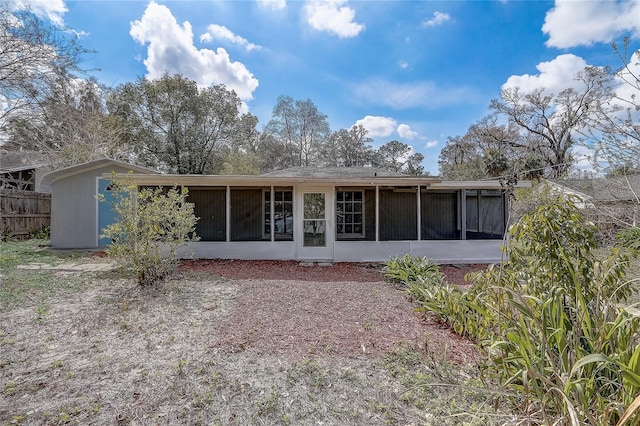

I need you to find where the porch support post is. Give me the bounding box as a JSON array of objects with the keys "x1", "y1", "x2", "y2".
[
  {"x1": 270, "y1": 186, "x2": 275, "y2": 242},
  {"x1": 375, "y1": 185, "x2": 380, "y2": 242},
  {"x1": 416, "y1": 185, "x2": 421, "y2": 241},
  {"x1": 460, "y1": 189, "x2": 467, "y2": 240},
  {"x1": 226, "y1": 185, "x2": 231, "y2": 242}
]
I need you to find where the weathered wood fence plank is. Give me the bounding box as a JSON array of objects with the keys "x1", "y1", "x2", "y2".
[{"x1": 0, "y1": 189, "x2": 51, "y2": 239}]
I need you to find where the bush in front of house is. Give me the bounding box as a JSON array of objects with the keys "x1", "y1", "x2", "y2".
[
  {"x1": 100, "y1": 176, "x2": 199, "y2": 286},
  {"x1": 385, "y1": 197, "x2": 640, "y2": 425}
]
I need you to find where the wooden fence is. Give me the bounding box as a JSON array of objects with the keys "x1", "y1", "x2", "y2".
[{"x1": 1, "y1": 189, "x2": 51, "y2": 239}]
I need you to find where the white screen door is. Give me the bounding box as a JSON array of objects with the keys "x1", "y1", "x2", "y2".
[{"x1": 296, "y1": 187, "x2": 334, "y2": 260}]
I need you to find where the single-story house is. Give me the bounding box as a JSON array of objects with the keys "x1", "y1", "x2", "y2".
[{"x1": 42, "y1": 159, "x2": 530, "y2": 263}]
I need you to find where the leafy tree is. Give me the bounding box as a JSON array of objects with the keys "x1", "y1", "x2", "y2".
[
  {"x1": 438, "y1": 135, "x2": 486, "y2": 180},
  {"x1": 322, "y1": 124, "x2": 375, "y2": 167},
  {"x1": 0, "y1": 5, "x2": 89, "y2": 128},
  {"x1": 108, "y1": 74, "x2": 255, "y2": 174},
  {"x1": 375, "y1": 140, "x2": 424, "y2": 175},
  {"x1": 264, "y1": 95, "x2": 330, "y2": 167},
  {"x1": 100, "y1": 176, "x2": 199, "y2": 286}
]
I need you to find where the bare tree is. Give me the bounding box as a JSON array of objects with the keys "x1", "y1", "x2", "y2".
[
  {"x1": 584, "y1": 39, "x2": 640, "y2": 175},
  {"x1": 5, "y1": 78, "x2": 127, "y2": 167},
  {"x1": 488, "y1": 67, "x2": 609, "y2": 178},
  {"x1": 0, "y1": 5, "x2": 88, "y2": 127}
]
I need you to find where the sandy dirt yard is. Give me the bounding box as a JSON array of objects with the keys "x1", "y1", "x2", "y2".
[{"x1": 1, "y1": 248, "x2": 495, "y2": 425}]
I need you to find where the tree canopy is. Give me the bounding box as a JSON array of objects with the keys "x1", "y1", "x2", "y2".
[{"x1": 107, "y1": 74, "x2": 255, "y2": 174}]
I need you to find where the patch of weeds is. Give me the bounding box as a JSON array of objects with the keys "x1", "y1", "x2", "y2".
[
  {"x1": 4, "y1": 380, "x2": 18, "y2": 396},
  {"x1": 0, "y1": 239, "x2": 86, "y2": 269},
  {"x1": 175, "y1": 358, "x2": 188, "y2": 375},
  {"x1": 256, "y1": 388, "x2": 280, "y2": 415},
  {"x1": 193, "y1": 389, "x2": 215, "y2": 409},
  {"x1": 0, "y1": 269, "x2": 88, "y2": 312},
  {"x1": 56, "y1": 406, "x2": 82, "y2": 424},
  {"x1": 9, "y1": 414, "x2": 25, "y2": 425},
  {"x1": 369, "y1": 401, "x2": 395, "y2": 425},
  {"x1": 51, "y1": 359, "x2": 64, "y2": 369},
  {"x1": 339, "y1": 367, "x2": 359, "y2": 383},
  {"x1": 35, "y1": 302, "x2": 50, "y2": 322},
  {"x1": 287, "y1": 358, "x2": 327, "y2": 390},
  {"x1": 384, "y1": 345, "x2": 497, "y2": 425}
]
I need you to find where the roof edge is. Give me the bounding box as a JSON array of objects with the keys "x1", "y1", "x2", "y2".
[{"x1": 42, "y1": 158, "x2": 157, "y2": 186}]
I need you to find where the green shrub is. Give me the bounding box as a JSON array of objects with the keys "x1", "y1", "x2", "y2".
[
  {"x1": 386, "y1": 197, "x2": 640, "y2": 424},
  {"x1": 618, "y1": 227, "x2": 640, "y2": 253},
  {"x1": 99, "y1": 176, "x2": 199, "y2": 286},
  {"x1": 383, "y1": 254, "x2": 444, "y2": 288}
]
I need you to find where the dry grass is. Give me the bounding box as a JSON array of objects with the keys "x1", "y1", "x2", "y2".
[{"x1": 0, "y1": 241, "x2": 501, "y2": 425}]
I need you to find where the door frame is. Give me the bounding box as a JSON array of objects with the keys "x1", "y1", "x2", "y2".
[{"x1": 295, "y1": 186, "x2": 334, "y2": 261}]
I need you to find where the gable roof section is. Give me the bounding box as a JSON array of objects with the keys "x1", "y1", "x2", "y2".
[{"x1": 42, "y1": 158, "x2": 158, "y2": 186}]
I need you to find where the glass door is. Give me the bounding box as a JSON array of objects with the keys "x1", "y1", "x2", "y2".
[
  {"x1": 296, "y1": 187, "x2": 334, "y2": 260},
  {"x1": 303, "y1": 193, "x2": 326, "y2": 247}
]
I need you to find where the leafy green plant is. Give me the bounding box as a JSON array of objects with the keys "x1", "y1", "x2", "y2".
[
  {"x1": 618, "y1": 227, "x2": 640, "y2": 253},
  {"x1": 383, "y1": 254, "x2": 444, "y2": 289},
  {"x1": 99, "y1": 175, "x2": 199, "y2": 286},
  {"x1": 387, "y1": 197, "x2": 640, "y2": 424}
]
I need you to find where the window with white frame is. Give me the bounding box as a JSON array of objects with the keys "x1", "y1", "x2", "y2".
[
  {"x1": 264, "y1": 190, "x2": 293, "y2": 240},
  {"x1": 336, "y1": 191, "x2": 364, "y2": 238}
]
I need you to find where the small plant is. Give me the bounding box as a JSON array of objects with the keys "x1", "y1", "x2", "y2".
[
  {"x1": 618, "y1": 226, "x2": 640, "y2": 253},
  {"x1": 99, "y1": 174, "x2": 199, "y2": 286},
  {"x1": 383, "y1": 254, "x2": 444, "y2": 289}
]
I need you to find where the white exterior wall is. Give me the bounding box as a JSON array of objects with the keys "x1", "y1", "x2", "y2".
[
  {"x1": 50, "y1": 165, "x2": 141, "y2": 249},
  {"x1": 179, "y1": 241, "x2": 296, "y2": 260},
  {"x1": 182, "y1": 240, "x2": 504, "y2": 264}
]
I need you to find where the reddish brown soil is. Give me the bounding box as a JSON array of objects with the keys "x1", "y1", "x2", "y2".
[{"x1": 180, "y1": 260, "x2": 487, "y2": 362}]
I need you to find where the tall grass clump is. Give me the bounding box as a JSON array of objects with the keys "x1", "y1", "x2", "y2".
[{"x1": 386, "y1": 197, "x2": 640, "y2": 425}]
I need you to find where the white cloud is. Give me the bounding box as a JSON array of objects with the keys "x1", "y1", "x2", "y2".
[
  {"x1": 397, "y1": 124, "x2": 418, "y2": 139},
  {"x1": 422, "y1": 11, "x2": 451, "y2": 28},
  {"x1": 200, "y1": 24, "x2": 261, "y2": 51},
  {"x1": 543, "y1": 0, "x2": 640, "y2": 48},
  {"x1": 12, "y1": 0, "x2": 67, "y2": 26},
  {"x1": 354, "y1": 116, "x2": 397, "y2": 137},
  {"x1": 502, "y1": 54, "x2": 590, "y2": 94},
  {"x1": 130, "y1": 1, "x2": 259, "y2": 100},
  {"x1": 353, "y1": 78, "x2": 473, "y2": 109},
  {"x1": 425, "y1": 140, "x2": 438, "y2": 149},
  {"x1": 257, "y1": 0, "x2": 286, "y2": 10},
  {"x1": 304, "y1": 0, "x2": 365, "y2": 38}
]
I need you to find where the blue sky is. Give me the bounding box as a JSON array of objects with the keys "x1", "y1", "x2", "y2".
[{"x1": 15, "y1": 0, "x2": 640, "y2": 174}]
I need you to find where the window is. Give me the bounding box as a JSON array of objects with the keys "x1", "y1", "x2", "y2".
[
  {"x1": 336, "y1": 191, "x2": 364, "y2": 238},
  {"x1": 264, "y1": 190, "x2": 293, "y2": 240}
]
